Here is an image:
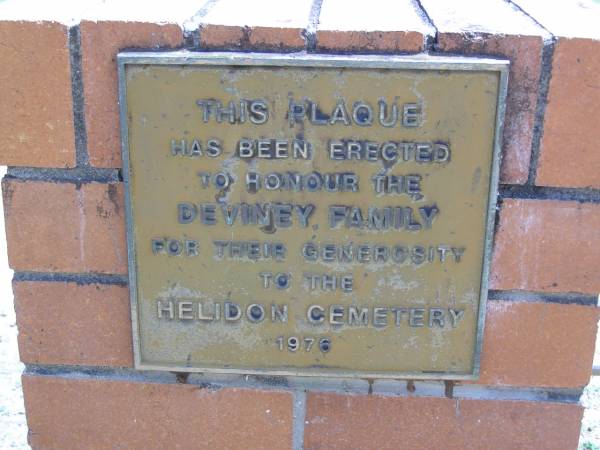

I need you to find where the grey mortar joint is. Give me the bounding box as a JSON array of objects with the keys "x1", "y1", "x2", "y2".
[
  {"x1": 67, "y1": 25, "x2": 90, "y2": 168},
  {"x1": 412, "y1": 0, "x2": 438, "y2": 51},
  {"x1": 13, "y1": 271, "x2": 128, "y2": 286},
  {"x1": 526, "y1": 38, "x2": 556, "y2": 185},
  {"x1": 499, "y1": 184, "x2": 600, "y2": 204},
  {"x1": 18, "y1": 268, "x2": 596, "y2": 305},
  {"x1": 503, "y1": 0, "x2": 556, "y2": 186},
  {"x1": 183, "y1": 0, "x2": 222, "y2": 49},
  {"x1": 22, "y1": 363, "x2": 585, "y2": 404},
  {"x1": 488, "y1": 289, "x2": 599, "y2": 307},
  {"x1": 292, "y1": 390, "x2": 307, "y2": 450},
  {"x1": 305, "y1": 0, "x2": 324, "y2": 52},
  {"x1": 6, "y1": 167, "x2": 122, "y2": 184}
]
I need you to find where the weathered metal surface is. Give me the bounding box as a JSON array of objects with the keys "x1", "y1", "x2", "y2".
[{"x1": 118, "y1": 52, "x2": 508, "y2": 379}]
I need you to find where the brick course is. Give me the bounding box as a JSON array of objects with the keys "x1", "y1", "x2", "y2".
[
  {"x1": 2, "y1": 179, "x2": 127, "y2": 274},
  {"x1": 305, "y1": 392, "x2": 583, "y2": 450},
  {"x1": 316, "y1": 0, "x2": 432, "y2": 53},
  {"x1": 80, "y1": 21, "x2": 183, "y2": 168},
  {"x1": 478, "y1": 300, "x2": 599, "y2": 388},
  {"x1": 199, "y1": 0, "x2": 313, "y2": 50},
  {"x1": 535, "y1": 38, "x2": 600, "y2": 188},
  {"x1": 13, "y1": 280, "x2": 597, "y2": 389},
  {"x1": 23, "y1": 375, "x2": 293, "y2": 450},
  {"x1": 14, "y1": 281, "x2": 133, "y2": 367},
  {"x1": 0, "y1": 21, "x2": 75, "y2": 168},
  {"x1": 510, "y1": 0, "x2": 600, "y2": 188},
  {"x1": 491, "y1": 198, "x2": 600, "y2": 294}
]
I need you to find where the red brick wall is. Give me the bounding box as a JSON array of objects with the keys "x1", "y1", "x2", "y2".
[{"x1": 1, "y1": 0, "x2": 598, "y2": 448}]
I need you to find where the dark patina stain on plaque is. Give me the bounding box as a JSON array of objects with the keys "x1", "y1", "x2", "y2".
[{"x1": 119, "y1": 53, "x2": 508, "y2": 379}]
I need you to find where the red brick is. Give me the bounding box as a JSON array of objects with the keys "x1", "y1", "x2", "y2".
[
  {"x1": 305, "y1": 392, "x2": 582, "y2": 450},
  {"x1": 491, "y1": 199, "x2": 600, "y2": 294},
  {"x1": 81, "y1": 182, "x2": 128, "y2": 273},
  {"x1": 14, "y1": 281, "x2": 132, "y2": 367},
  {"x1": 510, "y1": 1, "x2": 600, "y2": 187},
  {"x1": 200, "y1": 24, "x2": 246, "y2": 48},
  {"x1": 23, "y1": 375, "x2": 292, "y2": 450},
  {"x1": 316, "y1": 0, "x2": 431, "y2": 53},
  {"x1": 478, "y1": 300, "x2": 599, "y2": 388},
  {"x1": 199, "y1": 0, "x2": 313, "y2": 50},
  {"x1": 201, "y1": 24, "x2": 305, "y2": 49},
  {"x1": 438, "y1": 34, "x2": 544, "y2": 184},
  {"x1": 419, "y1": 0, "x2": 548, "y2": 184},
  {"x1": 248, "y1": 27, "x2": 305, "y2": 49},
  {"x1": 80, "y1": 21, "x2": 183, "y2": 168},
  {"x1": 317, "y1": 30, "x2": 424, "y2": 53},
  {"x1": 2, "y1": 179, "x2": 127, "y2": 274},
  {"x1": 0, "y1": 21, "x2": 75, "y2": 168},
  {"x1": 536, "y1": 38, "x2": 600, "y2": 188},
  {"x1": 457, "y1": 398, "x2": 582, "y2": 450}
]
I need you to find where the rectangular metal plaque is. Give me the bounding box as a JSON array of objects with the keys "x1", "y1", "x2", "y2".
[{"x1": 119, "y1": 52, "x2": 508, "y2": 379}]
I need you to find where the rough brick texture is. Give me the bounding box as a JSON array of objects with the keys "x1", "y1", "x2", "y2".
[
  {"x1": 305, "y1": 392, "x2": 583, "y2": 450},
  {"x1": 14, "y1": 281, "x2": 132, "y2": 367},
  {"x1": 199, "y1": 0, "x2": 313, "y2": 50},
  {"x1": 491, "y1": 199, "x2": 600, "y2": 294},
  {"x1": 2, "y1": 179, "x2": 127, "y2": 274},
  {"x1": 512, "y1": 1, "x2": 600, "y2": 188},
  {"x1": 420, "y1": 0, "x2": 548, "y2": 184},
  {"x1": 316, "y1": 0, "x2": 432, "y2": 53},
  {"x1": 0, "y1": 21, "x2": 75, "y2": 168},
  {"x1": 438, "y1": 34, "x2": 543, "y2": 184},
  {"x1": 23, "y1": 375, "x2": 293, "y2": 450},
  {"x1": 536, "y1": 38, "x2": 600, "y2": 188},
  {"x1": 80, "y1": 21, "x2": 183, "y2": 168},
  {"x1": 478, "y1": 300, "x2": 599, "y2": 388}
]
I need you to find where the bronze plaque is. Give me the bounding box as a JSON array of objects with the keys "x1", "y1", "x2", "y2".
[{"x1": 118, "y1": 52, "x2": 508, "y2": 379}]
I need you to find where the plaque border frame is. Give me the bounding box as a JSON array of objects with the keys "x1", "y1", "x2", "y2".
[{"x1": 117, "y1": 51, "x2": 509, "y2": 380}]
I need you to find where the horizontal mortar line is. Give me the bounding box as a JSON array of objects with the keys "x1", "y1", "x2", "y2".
[
  {"x1": 6, "y1": 167, "x2": 122, "y2": 184},
  {"x1": 22, "y1": 363, "x2": 583, "y2": 404},
  {"x1": 11, "y1": 272, "x2": 598, "y2": 305},
  {"x1": 489, "y1": 290, "x2": 599, "y2": 307},
  {"x1": 499, "y1": 184, "x2": 600, "y2": 203},
  {"x1": 11, "y1": 272, "x2": 597, "y2": 305},
  {"x1": 13, "y1": 271, "x2": 128, "y2": 286},
  {"x1": 5, "y1": 168, "x2": 599, "y2": 203}
]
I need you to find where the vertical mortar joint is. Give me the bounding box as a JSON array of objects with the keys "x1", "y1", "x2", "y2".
[
  {"x1": 174, "y1": 372, "x2": 190, "y2": 384},
  {"x1": 412, "y1": 0, "x2": 438, "y2": 52},
  {"x1": 305, "y1": 0, "x2": 324, "y2": 52},
  {"x1": 292, "y1": 389, "x2": 307, "y2": 450},
  {"x1": 444, "y1": 380, "x2": 454, "y2": 398},
  {"x1": 183, "y1": 0, "x2": 221, "y2": 50},
  {"x1": 527, "y1": 38, "x2": 556, "y2": 185},
  {"x1": 67, "y1": 24, "x2": 90, "y2": 168}
]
